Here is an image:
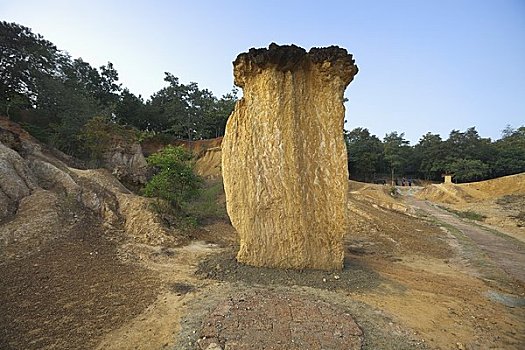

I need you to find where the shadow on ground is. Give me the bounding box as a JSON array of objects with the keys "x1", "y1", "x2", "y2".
[{"x1": 196, "y1": 247, "x2": 385, "y2": 292}]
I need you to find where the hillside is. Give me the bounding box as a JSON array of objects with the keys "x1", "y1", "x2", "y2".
[
  {"x1": 0, "y1": 116, "x2": 187, "y2": 259},
  {"x1": 417, "y1": 173, "x2": 525, "y2": 204}
]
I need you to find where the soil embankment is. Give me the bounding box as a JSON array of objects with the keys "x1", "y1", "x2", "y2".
[{"x1": 417, "y1": 173, "x2": 525, "y2": 243}]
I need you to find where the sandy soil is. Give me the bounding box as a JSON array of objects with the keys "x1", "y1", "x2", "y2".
[
  {"x1": 416, "y1": 173, "x2": 525, "y2": 244},
  {"x1": 1, "y1": 180, "x2": 524, "y2": 349}
]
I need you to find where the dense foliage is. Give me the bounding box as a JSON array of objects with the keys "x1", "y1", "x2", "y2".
[
  {"x1": 345, "y1": 126, "x2": 525, "y2": 183},
  {"x1": 80, "y1": 115, "x2": 137, "y2": 166},
  {"x1": 143, "y1": 145, "x2": 201, "y2": 206},
  {"x1": 1, "y1": 21, "x2": 236, "y2": 158}
]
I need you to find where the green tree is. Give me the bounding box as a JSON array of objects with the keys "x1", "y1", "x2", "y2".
[
  {"x1": 146, "y1": 73, "x2": 187, "y2": 133},
  {"x1": 345, "y1": 127, "x2": 383, "y2": 181},
  {"x1": 450, "y1": 159, "x2": 489, "y2": 182},
  {"x1": 26, "y1": 70, "x2": 101, "y2": 154},
  {"x1": 383, "y1": 132, "x2": 410, "y2": 184},
  {"x1": 1, "y1": 21, "x2": 123, "y2": 157},
  {"x1": 438, "y1": 127, "x2": 493, "y2": 181},
  {"x1": 414, "y1": 132, "x2": 445, "y2": 180},
  {"x1": 0, "y1": 21, "x2": 60, "y2": 117},
  {"x1": 97, "y1": 62, "x2": 121, "y2": 107},
  {"x1": 80, "y1": 115, "x2": 137, "y2": 165},
  {"x1": 201, "y1": 88, "x2": 238, "y2": 138},
  {"x1": 144, "y1": 145, "x2": 201, "y2": 207},
  {"x1": 146, "y1": 74, "x2": 237, "y2": 139},
  {"x1": 491, "y1": 125, "x2": 525, "y2": 177},
  {"x1": 184, "y1": 83, "x2": 214, "y2": 140},
  {"x1": 444, "y1": 127, "x2": 493, "y2": 163},
  {"x1": 115, "y1": 88, "x2": 146, "y2": 128}
]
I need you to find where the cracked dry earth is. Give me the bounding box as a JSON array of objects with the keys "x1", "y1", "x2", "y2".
[
  {"x1": 1, "y1": 188, "x2": 525, "y2": 349},
  {"x1": 195, "y1": 291, "x2": 362, "y2": 350}
]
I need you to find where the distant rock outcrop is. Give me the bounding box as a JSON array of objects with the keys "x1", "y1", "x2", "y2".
[
  {"x1": 102, "y1": 139, "x2": 148, "y2": 185},
  {"x1": 194, "y1": 146, "x2": 222, "y2": 179},
  {"x1": 222, "y1": 44, "x2": 358, "y2": 270}
]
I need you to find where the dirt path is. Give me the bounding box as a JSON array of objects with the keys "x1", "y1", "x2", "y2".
[{"x1": 406, "y1": 196, "x2": 525, "y2": 284}]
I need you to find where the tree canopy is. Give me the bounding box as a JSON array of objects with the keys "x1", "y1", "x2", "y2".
[
  {"x1": 344, "y1": 125, "x2": 525, "y2": 183},
  {"x1": 1, "y1": 21, "x2": 237, "y2": 158}
]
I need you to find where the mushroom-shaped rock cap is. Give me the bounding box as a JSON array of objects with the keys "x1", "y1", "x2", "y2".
[{"x1": 233, "y1": 43, "x2": 358, "y2": 88}]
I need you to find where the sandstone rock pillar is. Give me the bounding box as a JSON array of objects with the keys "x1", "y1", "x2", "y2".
[{"x1": 222, "y1": 43, "x2": 358, "y2": 270}]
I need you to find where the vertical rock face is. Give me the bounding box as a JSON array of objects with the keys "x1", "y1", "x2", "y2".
[
  {"x1": 222, "y1": 43, "x2": 358, "y2": 270},
  {"x1": 103, "y1": 140, "x2": 148, "y2": 185}
]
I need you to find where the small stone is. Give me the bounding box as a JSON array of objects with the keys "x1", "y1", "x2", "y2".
[
  {"x1": 322, "y1": 278, "x2": 327, "y2": 282},
  {"x1": 334, "y1": 275, "x2": 340, "y2": 280},
  {"x1": 456, "y1": 342, "x2": 465, "y2": 350},
  {"x1": 205, "y1": 343, "x2": 223, "y2": 350}
]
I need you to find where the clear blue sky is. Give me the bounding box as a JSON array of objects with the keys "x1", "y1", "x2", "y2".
[{"x1": 2, "y1": 0, "x2": 524, "y2": 143}]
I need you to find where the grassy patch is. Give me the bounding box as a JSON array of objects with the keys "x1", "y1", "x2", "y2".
[
  {"x1": 495, "y1": 194, "x2": 525, "y2": 227},
  {"x1": 439, "y1": 206, "x2": 486, "y2": 221},
  {"x1": 454, "y1": 210, "x2": 487, "y2": 221},
  {"x1": 147, "y1": 179, "x2": 227, "y2": 231},
  {"x1": 496, "y1": 194, "x2": 525, "y2": 205},
  {"x1": 185, "y1": 180, "x2": 228, "y2": 223},
  {"x1": 149, "y1": 199, "x2": 198, "y2": 231}
]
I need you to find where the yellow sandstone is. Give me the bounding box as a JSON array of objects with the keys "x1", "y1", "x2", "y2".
[{"x1": 222, "y1": 43, "x2": 358, "y2": 270}]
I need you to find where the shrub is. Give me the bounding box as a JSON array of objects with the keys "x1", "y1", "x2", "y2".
[
  {"x1": 389, "y1": 186, "x2": 399, "y2": 197},
  {"x1": 143, "y1": 145, "x2": 201, "y2": 208},
  {"x1": 80, "y1": 115, "x2": 137, "y2": 164},
  {"x1": 442, "y1": 207, "x2": 487, "y2": 221}
]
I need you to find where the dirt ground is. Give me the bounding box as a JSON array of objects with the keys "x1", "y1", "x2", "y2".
[
  {"x1": 416, "y1": 173, "x2": 525, "y2": 244},
  {"x1": 0, "y1": 215, "x2": 161, "y2": 350},
  {"x1": 1, "y1": 179, "x2": 525, "y2": 349}
]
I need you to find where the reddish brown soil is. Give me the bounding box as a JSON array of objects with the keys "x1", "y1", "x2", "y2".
[
  {"x1": 0, "y1": 223, "x2": 160, "y2": 350},
  {"x1": 197, "y1": 290, "x2": 362, "y2": 349}
]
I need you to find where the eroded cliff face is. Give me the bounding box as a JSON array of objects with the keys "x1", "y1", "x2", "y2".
[
  {"x1": 222, "y1": 44, "x2": 358, "y2": 270},
  {"x1": 0, "y1": 117, "x2": 181, "y2": 261},
  {"x1": 102, "y1": 141, "x2": 148, "y2": 185}
]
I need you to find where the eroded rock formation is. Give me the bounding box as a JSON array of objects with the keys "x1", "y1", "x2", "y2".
[
  {"x1": 102, "y1": 138, "x2": 148, "y2": 185},
  {"x1": 222, "y1": 43, "x2": 358, "y2": 270},
  {"x1": 0, "y1": 117, "x2": 181, "y2": 261}
]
